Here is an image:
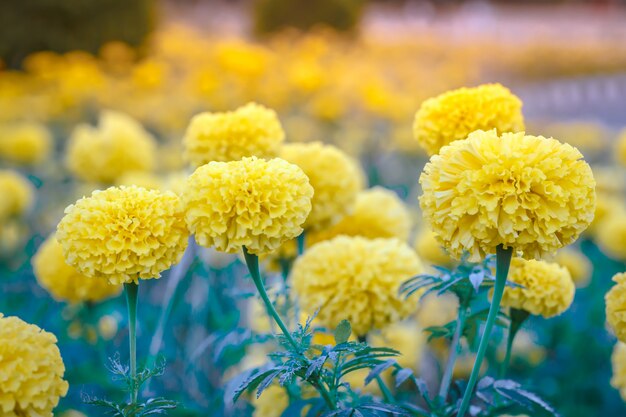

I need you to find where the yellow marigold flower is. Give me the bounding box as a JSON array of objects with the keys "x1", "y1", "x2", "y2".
[
  {"x1": 280, "y1": 142, "x2": 365, "y2": 230},
  {"x1": 415, "y1": 292, "x2": 458, "y2": 329},
  {"x1": 0, "y1": 314, "x2": 69, "y2": 416},
  {"x1": 554, "y1": 248, "x2": 592, "y2": 287},
  {"x1": 596, "y1": 213, "x2": 626, "y2": 261},
  {"x1": 292, "y1": 236, "x2": 424, "y2": 336},
  {"x1": 606, "y1": 273, "x2": 626, "y2": 342},
  {"x1": 0, "y1": 170, "x2": 34, "y2": 220},
  {"x1": 66, "y1": 110, "x2": 156, "y2": 183},
  {"x1": 251, "y1": 385, "x2": 289, "y2": 417},
  {"x1": 56, "y1": 186, "x2": 188, "y2": 285},
  {"x1": 419, "y1": 130, "x2": 596, "y2": 262},
  {"x1": 0, "y1": 121, "x2": 52, "y2": 164},
  {"x1": 501, "y1": 258, "x2": 575, "y2": 318},
  {"x1": 33, "y1": 235, "x2": 122, "y2": 303},
  {"x1": 370, "y1": 321, "x2": 425, "y2": 370},
  {"x1": 414, "y1": 228, "x2": 454, "y2": 267},
  {"x1": 183, "y1": 102, "x2": 284, "y2": 167},
  {"x1": 588, "y1": 194, "x2": 626, "y2": 236},
  {"x1": 313, "y1": 187, "x2": 412, "y2": 242},
  {"x1": 183, "y1": 157, "x2": 313, "y2": 254},
  {"x1": 413, "y1": 83, "x2": 524, "y2": 155},
  {"x1": 98, "y1": 315, "x2": 119, "y2": 340},
  {"x1": 611, "y1": 342, "x2": 626, "y2": 401}
]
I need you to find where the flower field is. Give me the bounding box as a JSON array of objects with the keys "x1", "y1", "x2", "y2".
[{"x1": 3, "y1": 3, "x2": 626, "y2": 417}]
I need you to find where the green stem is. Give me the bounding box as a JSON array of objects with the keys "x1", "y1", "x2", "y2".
[
  {"x1": 376, "y1": 375, "x2": 395, "y2": 403},
  {"x1": 500, "y1": 308, "x2": 530, "y2": 378},
  {"x1": 124, "y1": 282, "x2": 139, "y2": 403},
  {"x1": 314, "y1": 381, "x2": 337, "y2": 410},
  {"x1": 297, "y1": 231, "x2": 306, "y2": 256},
  {"x1": 438, "y1": 305, "x2": 467, "y2": 399},
  {"x1": 457, "y1": 245, "x2": 513, "y2": 417},
  {"x1": 242, "y1": 246, "x2": 299, "y2": 351}
]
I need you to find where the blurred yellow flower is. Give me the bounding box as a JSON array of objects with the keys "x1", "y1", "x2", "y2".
[
  {"x1": 0, "y1": 121, "x2": 52, "y2": 164},
  {"x1": 183, "y1": 102, "x2": 284, "y2": 167},
  {"x1": 0, "y1": 314, "x2": 69, "y2": 417},
  {"x1": 615, "y1": 129, "x2": 626, "y2": 166},
  {"x1": 183, "y1": 157, "x2": 313, "y2": 254},
  {"x1": 115, "y1": 171, "x2": 163, "y2": 190},
  {"x1": 33, "y1": 235, "x2": 122, "y2": 303},
  {"x1": 501, "y1": 258, "x2": 575, "y2": 318},
  {"x1": 606, "y1": 273, "x2": 626, "y2": 343},
  {"x1": 611, "y1": 342, "x2": 626, "y2": 401},
  {"x1": 413, "y1": 83, "x2": 524, "y2": 155},
  {"x1": 596, "y1": 213, "x2": 626, "y2": 261},
  {"x1": 313, "y1": 186, "x2": 411, "y2": 243},
  {"x1": 554, "y1": 247, "x2": 592, "y2": 287},
  {"x1": 98, "y1": 315, "x2": 119, "y2": 341},
  {"x1": 280, "y1": 142, "x2": 364, "y2": 230},
  {"x1": 419, "y1": 130, "x2": 596, "y2": 262},
  {"x1": 292, "y1": 236, "x2": 424, "y2": 336},
  {"x1": 0, "y1": 170, "x2": 34, "y2": 220},
  {"x1": 414, "y1": 228, "x2": 454, "y2": 268},
  {"x1": 56, "y1": 186, "x2": 188, "y2": 285},
  {"x1": 415, "y1": 292, "x2": 458, "y2": 329},
  {"x1": 251, "y1": 384, "x2": 289, "y2": 417},
  {"x1": 370, "y1": 321, "x2": 426, "y2": 370},
  {"x1": 66, "y1": 110, "x2": 157, "y2": 183}
]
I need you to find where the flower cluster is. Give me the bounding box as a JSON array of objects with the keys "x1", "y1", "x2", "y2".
[
  {"x1": 412, "y1": 83, "x2": 524, "y2": 155},
  {"x1": 606, "y1": 273, "x2": 626, "y2": 342},
  {"x1": 419, "y1": 129, "x2": 596, "y2": 261},
  {"x1": 183, "y1": 102, "x2": 285, "y2": 166},
  {"x1": 292, "y1": 236, "x2": 424, "y2": 336},
  {"x1": 0, "y1": 314, "x2": 69, "y2": 417},
  {"x1": 501, "y1": 258, "x2": 575, "y2": 318},
  {"x1": 56, "y1": 186, "x2": 188, "y2": 285},
  {"x1": 33, "y1": 235, "x2": 122, "y2": 303},
  {"x1": 183, "y1": 157, "x2": 313, "y2": 254},
  {"x1": 66, "y1": 110, "x2": 157, "y2": 183},
  {"x1": 0, "y1": 170, "x2": 34, "y2": 220},
  {"x1": 279, "y1": 142, "x2": 364, "y2": 230}
]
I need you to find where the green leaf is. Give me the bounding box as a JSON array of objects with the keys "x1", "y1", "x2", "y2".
[{"x1": 334, "y1": 319, "x2": 352, "y2": 344}]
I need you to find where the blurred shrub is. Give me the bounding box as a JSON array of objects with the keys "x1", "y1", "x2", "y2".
[
  {"x1": 0, "y1": 0, "x2": 156, "y2": 68},
  {"x1": 253, "y1": 0, "x2": 364, "y2": 34}
]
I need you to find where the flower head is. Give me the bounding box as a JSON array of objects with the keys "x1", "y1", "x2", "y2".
[
  {"x1": 0, "y1": 170, "x2": 34, "y2": 220},
  {"x1": 413, "y1": 228, "x2": 454, "y2": 267},
  {"x1": 56, "y1": 186, "x2": 188, "y2": 285},
  {"x1": 606, "y1": 273, "x2": 626, "y2": 342},
  {"x1": 66, "y1": 110, "x2": 156, "y2": 183},
  {"x1": 292, "y1": 236, "x2": 424, "y2": 336},
  {"x1": 313, "y1": 187, "x2": 412, "y2": 242},
  {"x1": 596, "y1": 213, "x2": 626, "y2": 261},
  {"x1": 0, "y1": 121, "x2": 52, "y2": 164},
  {"x1": 554, "y1": 247, "x2": 592, "y2": 287},
  {"x1": 413, "y1": 83, "x2": 524, "y2": 155},
  {"x1": 611, "y1": 342, "x2": 626, "y2": 401},
  {"x1": 280, "y1": 142, "x2": 364, "y2": 230},
  {"x1": 370, "y1": 321, "x2": 426, "y2": 371},
  {"x1": 501, "y1": 258, "x2": 575, "y2": 318},
  {"x1": 251, "y1": 385, "x2": 289, "y2": 417},
  {"x1": 183, "y1": 102, "x2": 284, "y2": 167},
  {"x1": 33, "y1": 235, "x2": 122, "y2": 303},
  {"x1": 183, "y1": 157, "x2": 313, "y2": 254},
  {"x1": 419, "y1": 130, "x2": 596, "y2": 262},
  {"x1": 0, "y1": 314, "x2": 69, "y2": 417}
]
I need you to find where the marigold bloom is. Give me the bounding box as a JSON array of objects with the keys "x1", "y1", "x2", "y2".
[
  {"x1": 596, "y1": 213, "x2": 626, "y2": 261},
  {"x1": 419, "y1": 130, "x2": 596, "y2": 262},
  {"x1": 606, "y1": 273, "x2": 626, "y2": 342},
  {"x1": 611, "y1": 342, "x2": 626, "y2": 401},
  {"x1": 183, "y1": 157, "x2": 313, "y2": 254},
  {"x1": 0, "y1": 314, "x2": 69, "y2": 417},
  {"x1": 313, "y1": 187, "x2": 411, "y2": 242},
  {"x1": 501, "y1": 258, "x2": 575, "y2": 318},
  {"x1": 413, "y1": 228, "x2": 454, "y2": 267},
  {"x1": 183, "y1": 102, "x2": 284, "y2": 167},
  {"x1": 0, "y1": 121, "x2": 52, "y2": 164},
  {"x1": 292, "y1": 236, "x2": 424, "y2": 336},
  {"x1": 413, "y1": 83, "x2": 524, "y2": 155},
  {"x1": 66, "y1": 110, "x2": 156, "y2": 183},
  {"x1": 554, "y1": 248, "x2": 592, "y2": 287},
  {"x1": 280, "y1": 142, "x2": 364, "y2": 230},
  {"x1": 251, "y1": 385, "x2": 289, "y2": 417},
  {"x1": 370, "y1": 321, "x2": 425, "y2": 370},
  {"x1": 0, "y1": 170, "x2": 34, "y2": 220},
  {"x1": 56, "y1": 186, "x2": 188, "y2": 285},
  {"x1": 33, "y1": 235, "x2": 122, "y2": 303}
]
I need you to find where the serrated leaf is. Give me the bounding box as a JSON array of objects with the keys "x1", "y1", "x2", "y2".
[
  {"x1": 360, "y1": 402, "x2": 411, "y2": 415},
  {"x1": 394, "y1": 368, "x2": 413, "y2": 387},
  {"x1": 305, "y1": 355, "x2": 328, "y2": 379},
  {"x1": 364, "y1": 359, "x2": 396, "y2": 386},
  {"x1": 334, "y1": 320, "x2": 352, "y2": 344}
]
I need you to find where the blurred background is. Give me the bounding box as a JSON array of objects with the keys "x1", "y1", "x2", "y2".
[{"x1": 3, "y1": 1, "x2": 626, "y2": 416}]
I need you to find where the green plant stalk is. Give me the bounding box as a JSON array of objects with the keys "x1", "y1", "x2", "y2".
[
  {"x1": 242, "y1": 246, "x2": 299, "y2": 351},
  {"x1": 297, "y1": 231, "x2": 306, "y2": 255},
  {"x1": 376, "y1": 375, "x2": 395, "y2": 403},
  {"x1": 500, "y1": 308, "x2": 530, "y2": 377},
  {"x1": 438, "y1": 305, "x2": 467, "y2": 399},
  {"x1": 457, "y1": 245, "x2": 513, "y2": 417},
  {"x1": 124, "y1": 282, "x2": 139, "y2": 403}
]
